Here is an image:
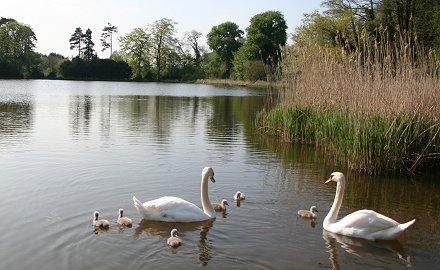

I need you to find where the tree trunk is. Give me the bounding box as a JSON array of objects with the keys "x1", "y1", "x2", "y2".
[{"x1": 156, "y1": 36, "x2": 162, "y2": 81}]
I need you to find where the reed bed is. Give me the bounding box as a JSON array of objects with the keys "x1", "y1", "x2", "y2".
[{"x1": 257, "y1": 35, "x2": 440, "y2": 174}]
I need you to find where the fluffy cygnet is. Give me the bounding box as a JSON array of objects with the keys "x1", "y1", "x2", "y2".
[
  {"x1": 167, "y1": 229, "x2": 182, "y2": 247},
  {"x1": 233, "y1": 191, "x2": 246, "y2": 201},
  {"x1": 117, "y1": 208, "x2": 133, "y2": 227},
  {"x1": 297, "y1": 206, "x2": 319, "y2": 219},
  {"x1": 213, "y1": 199, "x2": 229, "y2": 212},
  {"x1": 93, "y1": 211, "x2": 110, "y2": 228}
]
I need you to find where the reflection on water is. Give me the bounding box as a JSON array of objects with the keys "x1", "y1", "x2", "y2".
[
  {"x1": 93, "y1": 225, "x2": 110, "y2": 234},
  {"x1": 198, "y1": 222, "x2": 213, "y2": 266},
  {"x1": 0, "y1": 101, "x2": 33, "y2": 147},
  {"x1": 70, "y1": 95, "x2": 93, "y2": 137},
  {"x1": 323, "y1": 230, "x2": 412, "y2": 269},
  {"x1": 132, "y1": 219, "x2": 214, "y2": 266},
  {"x1": 68, "y1": 94, "x2": 264, "y2": 146}
]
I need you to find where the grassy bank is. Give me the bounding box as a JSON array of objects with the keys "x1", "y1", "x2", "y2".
[
  {"x1": 196, "y1": 79, "x2": 267, "y2": 90},
  {"x1": 257, "y1": 38, "x2": 440, "y2": 174}
]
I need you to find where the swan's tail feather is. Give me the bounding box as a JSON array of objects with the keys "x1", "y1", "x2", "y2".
[
  {"x1": 372, "y1": 219, "x2": 415, "y2": 240},
  {"x1": 399, "y1": 219, "x2": 415, "y2": 231},
  {"x1": 133, "y1": 196, "x2": 145, "y2": 217}
]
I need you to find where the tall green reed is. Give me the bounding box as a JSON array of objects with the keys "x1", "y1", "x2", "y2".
[{"x1": 258, "y1": 31, "x2": 440, "y2": 174}]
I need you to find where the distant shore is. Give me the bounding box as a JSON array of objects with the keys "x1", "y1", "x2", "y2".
[{"x1": 195, "y1": 79, "x2": 267, "y2": 90}]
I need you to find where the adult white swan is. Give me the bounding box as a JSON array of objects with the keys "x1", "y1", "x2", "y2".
[
  {"x1": 132, "y1": 167, "x2": 216, "y2": 222},
  {"x1": 323, "y1": 172, "x2": 415, "y2": 241}
]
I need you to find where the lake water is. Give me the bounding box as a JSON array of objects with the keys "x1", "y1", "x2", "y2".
[{"x1": 0, "y1": 80, "x2": 439, "y2": 270}]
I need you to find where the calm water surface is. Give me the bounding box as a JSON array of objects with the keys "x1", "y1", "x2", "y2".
[{"x1": 0, "y1": 80, "x2": 439, "y2": 270}]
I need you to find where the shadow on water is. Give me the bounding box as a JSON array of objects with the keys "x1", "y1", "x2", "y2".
[
  {"x1": 322, "y1": 230, "x2": 411, "y2": 269},
  {"x1": 132, "y1": 219, "x2": 214, "y2": 266}
]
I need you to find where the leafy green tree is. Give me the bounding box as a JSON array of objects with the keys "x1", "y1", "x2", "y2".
[
  {"x1": 101, "y1": 23, "x2": 118, "y2": 57},
  {"x1": 411, "y1": 0, "x2": 440, "y2": 49},
  {"x1": 232, "y1": 43, "x2": 265, "y2": 80},
  {"x1": 245, "y1": 11, "x2": 287, "y2": 67},
  {"x1": 0, "y1": 17, "x2": 16, "y2": 25},
  {"x1": 118, "y1": 27, "x2": 151, "y2": 79},
  {"x1": 177, "y1": 52, "x2": 206, "y2": 81},
  {"x1": 183, "y1": 30, "x2": 205, "y2": 66},
  {"x1": 207, "y1": 21, "x2": 243, "y2": 78},
  {"x1": 40, "y1": 53, "x2": 65, "y2": 78},
  {"x1": 69, "y1": 27, "x2": 84, "y2": 58},
  {"x1": 0, "y1": 19, "x2": 38, "y2": 78},
  {"x1": 322, "y1": 0, "x2": 382, "y2": 50},
  {"x1": 377, "y1": 0, "x2": 440, "y2": 49},
  {"x1": 315, "y1": 0, "x2": 440, "y2": 52},
  {"x1": 179, "y1": 30, "x2": 206, "y2": 80},
  {"x1": 292, "y1": 11, "x2": 353, "y2": 49},
  {"x1": 149, "y1": 18, "x2": 178, "y2": 80},
  {"x1": 202, "y1": 52, "x2": 228, "y2": 78},
  {"x1": 82, "y1": 28, "x2": 96, "y2": 61}
]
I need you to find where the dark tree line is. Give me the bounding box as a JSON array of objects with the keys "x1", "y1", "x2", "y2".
[
  {"x1": 0, "y1": 11, "x2": 288, "y2": 82},
  {"x1": 62, "y1": 25, "x2": 131, "y2": 80},
  {"x1": 60, "y1": 58, "x2": 131, "y2": 80}
]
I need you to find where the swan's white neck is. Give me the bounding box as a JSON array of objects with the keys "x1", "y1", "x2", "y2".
[
  {"x1": 201, "y1": 174, "x2": 215, "y2": 219},
  {"x1": 324, "y1": 177, "x2": 345, "y2": 228}
]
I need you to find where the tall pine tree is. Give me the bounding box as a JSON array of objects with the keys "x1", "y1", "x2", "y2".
[{"x1": 69, "y1": 27, "x2": 83, "y2": 58}]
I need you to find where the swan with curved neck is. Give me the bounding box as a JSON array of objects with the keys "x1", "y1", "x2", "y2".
[
  {"x1": 132, "y1": 167, "x2": 216, "y2": 222},
  {"x1": 323, "y1": 172, "x2": 415, "y2": 240}
]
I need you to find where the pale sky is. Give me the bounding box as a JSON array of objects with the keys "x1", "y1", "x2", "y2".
[{"x1": 3, "y1": 0, "x2": 323, "y2": 58}]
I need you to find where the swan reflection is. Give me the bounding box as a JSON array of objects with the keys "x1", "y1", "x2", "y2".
[
  {"x1": 132, "y1": 219, "x2": 214, "y2": 265},
  {"x1": 197, "y1": 223, "x2": 213, "y2": 266},
  {"x1": 322, "y1": 230, "x2": 411, "y2": 269}
]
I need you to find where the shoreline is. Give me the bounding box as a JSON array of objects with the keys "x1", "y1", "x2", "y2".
[{"x1": 195, "y1": 79, "x2": 268, "y2": 90}]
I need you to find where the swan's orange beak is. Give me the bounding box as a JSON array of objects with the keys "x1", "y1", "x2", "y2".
[{"x1": 325, "y1": 177, "x2": 333, "y2": 184}]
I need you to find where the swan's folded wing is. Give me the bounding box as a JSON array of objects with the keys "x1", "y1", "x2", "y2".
[
  {"x1": 142, "y1": 196, "x2": 208, "y2": 222},
  {"x1": 336, "y1": 210, "x2": 400, "y2": 232}
]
